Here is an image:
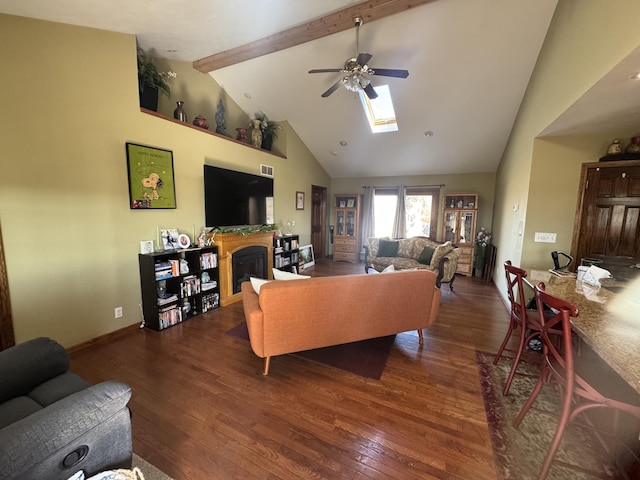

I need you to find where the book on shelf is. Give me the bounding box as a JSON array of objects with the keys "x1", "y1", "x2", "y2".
[
  {"x1": 201, "y1": 281, "x2": 217, "y2": 291},
  {"x1": 157, "y1": 294, "x2": 178, "y2": 306},
  {"x1": 200, "y1": 252, "x2": 217, "y2": 269}
]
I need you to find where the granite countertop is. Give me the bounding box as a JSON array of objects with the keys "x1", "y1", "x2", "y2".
[{"x1": 528, "y1": 270, "x2": 640, "y2": 395}]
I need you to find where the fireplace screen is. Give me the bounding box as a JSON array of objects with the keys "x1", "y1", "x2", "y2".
[{"x1": 232, "y1": 246, "x2": 268, "y2": 294}]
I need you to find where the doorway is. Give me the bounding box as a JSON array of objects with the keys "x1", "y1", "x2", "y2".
[
  {"x1": 311, "y1": 185, "x2": 327, "y2": 259},
  {"x1": 0, "y1": 222, "x2": 15, "y2": 350}
]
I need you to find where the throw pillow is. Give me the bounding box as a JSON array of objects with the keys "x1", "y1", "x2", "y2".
[
  {"x1": 418, "y1": 246, "x2": 436, "y2": 265},
  {"x1": 367, "y1": 265, "x2": 395, "y2": 274},
  {"x1": 429, "y1": 241, "x2": 454, "y2": 270},
  {"x1": 377, "y1": 239, "x2": 399, "y2": 257},
  {"x1": 249, "y1": 277, "x2": 270, "y2": 294},
  {"x1": 272, "y1": 268, "x2": 311, "y2": 281}
]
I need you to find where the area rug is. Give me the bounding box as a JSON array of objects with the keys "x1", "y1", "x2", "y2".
[
  {"x1": 132, "y1": 453, "x2": 174, "y2": 480},
  {"x1": 476, "y1": 350, "x2": 633, "y2": 479},
  {"x1": 225, "y1": 322, "x2": 395, "y2": 379}
]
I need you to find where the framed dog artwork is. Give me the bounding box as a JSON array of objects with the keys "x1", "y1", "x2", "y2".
[{"x1": 126, "y1": 142, "x2": 177, "y2": 209}]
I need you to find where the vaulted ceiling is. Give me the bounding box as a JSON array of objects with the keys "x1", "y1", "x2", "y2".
[{"x1": 0, "y1": 0, "x2": 564, "y2": 178}]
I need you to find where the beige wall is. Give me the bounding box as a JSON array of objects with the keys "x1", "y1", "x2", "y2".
[
  {"x1": 493, "y1": 0, "x2": 640, "y2": 300},
  {"x1": 331, "y1": 172, "x2": 496, "y2": 242},
  {"x1": 0, "y1": 14, "x2": 330, "y2": 347}
]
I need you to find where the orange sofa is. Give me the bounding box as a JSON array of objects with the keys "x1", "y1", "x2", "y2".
[{"x1": 241, "y1": 269, "x2": 441, "y2": 375}]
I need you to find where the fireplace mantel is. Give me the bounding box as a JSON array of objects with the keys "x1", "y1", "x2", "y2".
[{"x1": 213, "y1": 231, "x2": 274, "y2": 306}]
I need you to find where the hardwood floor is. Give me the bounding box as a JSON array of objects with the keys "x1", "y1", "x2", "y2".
[{"x1": 70, "y1": 259, "x2": 513, "y2": 479}]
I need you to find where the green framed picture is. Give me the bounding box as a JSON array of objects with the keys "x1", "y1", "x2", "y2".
[{"x1": 126, "y1": 143, "x2": 176, "y2": 209}]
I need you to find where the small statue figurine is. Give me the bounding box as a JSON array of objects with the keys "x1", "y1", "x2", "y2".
[
  {"x1": 250, "y1": 119, "x2": 262, "y2": 148},
  {"x1": 607, "y1": 139, "x2": 622, "y2": 155},
  {"x1": 215, "y1": 98, "x2": 229, "y2": 136}
]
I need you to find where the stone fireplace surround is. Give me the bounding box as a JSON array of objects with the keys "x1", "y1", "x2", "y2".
[{"x1": 213, "y1": 231, "x2": 274, "y2": 306}]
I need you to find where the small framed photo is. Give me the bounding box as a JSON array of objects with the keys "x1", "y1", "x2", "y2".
[
  {"x1": 339, "y1": 201, "x2": 346, "y2": 208},
  {"x1": 161, "y1": 228, "x2": 180, "y2": 250},
  {"x1": 296, "y1": 191, "x2": 305, "y2": 210},
  {"x1": 299, "y1": 244, "x2": 315, "y2": 269},
  {"x1": 347, "y1": 198, "x2": 355, "y2": 208}
]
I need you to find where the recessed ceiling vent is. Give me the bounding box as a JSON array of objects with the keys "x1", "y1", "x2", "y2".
[{"x1": 260, "y1": 164, "x2": 274, "y2": 177}]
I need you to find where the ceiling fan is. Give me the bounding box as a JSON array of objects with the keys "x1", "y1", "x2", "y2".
[{"x1": 308, "y1": 17, "x2": 409, "y2": 100}]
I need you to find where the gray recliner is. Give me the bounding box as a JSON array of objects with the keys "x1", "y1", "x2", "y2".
[{"x1": 0, "y1": 337, "x2": 132, "y2": 480}]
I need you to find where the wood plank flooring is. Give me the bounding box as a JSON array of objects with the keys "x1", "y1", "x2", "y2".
[{"x1": 70, "y1": 259, "x2": 514, "y2": 479}]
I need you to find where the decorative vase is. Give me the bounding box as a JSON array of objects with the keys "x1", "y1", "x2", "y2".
[
  {"x1": 607, "y1": 139, "x2": 622, "y2": 155},
  {"x1": 139, "y1": 86, "x2": 159, "y2": 111},
  {"x1": 173, "y1": 101, "x2": 187, "y2": 122},
  {"x1": 626, "y1": 136, "x2": 640, "y2": 154},
  {"x1": 236, "y1": 127, "x2": 248, "y2": 143},
  {"x1": 261, "y1": 135, "x2": 273, "y2": 151},
  {"x1": 193, "y1": 115, "x2": 209, "y2": 130}
]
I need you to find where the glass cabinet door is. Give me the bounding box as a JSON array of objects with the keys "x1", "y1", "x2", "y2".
[
  {"x1": 444, "y1": 212, "x2": 457, "y2": 242},
  {"x1": 459, "y1": 212, "x2": 475, "y2": 244},
  {"x1": 336, "y1": 211, "x2": 344, "y2": 236},
  {"x1": 346, "y1": 211, "x2": 355, "y2": 236}
]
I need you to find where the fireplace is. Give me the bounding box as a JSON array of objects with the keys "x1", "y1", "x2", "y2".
[
  {"x1": 232, "y1": 246, "x2": 268, "y2": 294},
  {"x1": 213, "y1": 231, "x2": 274, "y2": 306}
]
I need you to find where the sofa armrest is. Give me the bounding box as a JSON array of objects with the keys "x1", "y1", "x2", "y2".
[
  {"x1": 0, "y1": 381, "x2": 132, "y2": 477},
  {"x1": 0, "y1": 337, "x2": 69, "y2": 403}
]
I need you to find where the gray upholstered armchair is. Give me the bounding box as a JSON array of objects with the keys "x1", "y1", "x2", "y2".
[{"x1": 0, "y1": 337, "x2": 132, "y2": 480}]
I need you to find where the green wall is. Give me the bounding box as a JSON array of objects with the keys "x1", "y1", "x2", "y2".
[
  {"x1": 493, "y1": 0, "x2": 640, "y2": 302},
  {"x1": 0, "y1": 14, "x2": 330, "y2": 347}
]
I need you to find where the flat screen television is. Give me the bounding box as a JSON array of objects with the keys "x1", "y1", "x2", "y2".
[{"x1": 204, "y1": 165, "x2": 274, "y2": 228}]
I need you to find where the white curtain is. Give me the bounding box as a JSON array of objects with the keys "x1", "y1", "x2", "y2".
[
  {"x1": 361, "y1": 186, "x2": 375, "y2": 243},
  {"x1": 392, "y1": 185, "x2": 406, "y2": 238}
]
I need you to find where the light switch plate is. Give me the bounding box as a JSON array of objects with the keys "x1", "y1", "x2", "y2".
[{"x1": 534, "y1": 232, "x2": 557, "y2": 243}]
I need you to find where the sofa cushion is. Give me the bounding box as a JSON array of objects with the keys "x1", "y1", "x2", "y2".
[
  {"x1": 0, "y1": 396, "x2": 42, "y2": 429},
  {"x1": 250, "y1": 277, "x2": 270, "y2": 294},
  {"x1": 377, "y1": 239, "x2": 399, "y2": 257},
  {"x1": 29, "y1": 372, "x2": 91, "y2": 407},
  {"x1": 272, "y1": 269, "x2": 310, "y2": 281},
  {"x1": 418, "y1": 246, "x2": 436, "y2": 265},
  {"x1": 397, "y1": 238, "x2": 415, "y2": 258},
  {"x1": 430, "y1": 241, "x2": 454, "y2": 270},
  {"x1": 367, "y1": 236, "x2": 390, "y2": 257}
]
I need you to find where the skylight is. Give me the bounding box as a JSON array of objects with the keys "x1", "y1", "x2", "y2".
[{"x1": 358, "y1": 85, "x2": 398, "y2": 133}]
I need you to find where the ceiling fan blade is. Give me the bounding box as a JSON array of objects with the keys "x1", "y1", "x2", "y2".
[
  {"x1": 363, "y1": 83, "x2": 378, "y2": 100},
  {"x1": 309, "y1": 68, "x2": 342, "y2": 74},
  {"x1": 370, "y1": 68, "x2": 409, "y2": 78},
  {"x1": 357, "y1": 53, "x2": 373, "y2": 66},
  {"x1": 321, "y1": 79, "x2": 343, "y2": 97}
]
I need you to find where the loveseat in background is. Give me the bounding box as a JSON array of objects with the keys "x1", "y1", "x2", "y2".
[{"x1": 364, "y1": 237, "x2": 459, "y2": 289}]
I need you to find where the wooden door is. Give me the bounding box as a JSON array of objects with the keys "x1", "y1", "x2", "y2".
[
  {"x1": 0, "y1": 222, "x2": 15, "y2": 350},
  {"x1": 311, "y1": 185, "x2": 327, "y2": 260},
  {"x1": 573, "y1": 160, "x2": 640, "y2": 268}
]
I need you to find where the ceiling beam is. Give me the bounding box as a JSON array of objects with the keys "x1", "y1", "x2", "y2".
[{"x1": 193, "y1": 0, "x2": 437, "y2": 73}]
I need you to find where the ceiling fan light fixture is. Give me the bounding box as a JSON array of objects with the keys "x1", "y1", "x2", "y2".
[{"x1": 343, "y1": 72, "x2": 370, "y2": 92}]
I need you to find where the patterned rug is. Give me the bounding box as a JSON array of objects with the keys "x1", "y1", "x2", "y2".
[
  {"x1": 476, "y1": 351, "x2": 630, "y2": 479},
  {"x1": 226, "y1": 322, "x2": 395, "y2": 379}
]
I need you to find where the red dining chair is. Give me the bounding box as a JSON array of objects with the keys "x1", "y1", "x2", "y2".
[
  {"x1": 493, "y1": 261, "x2": 544, "y2": 395},
  {"x1": 514, "y1": 282, "x2": 640, "y2": 480}
]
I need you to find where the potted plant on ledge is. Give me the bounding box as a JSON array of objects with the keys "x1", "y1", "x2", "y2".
[
  {"x1": 252, "y1": 111, "x2": 281, "y2": 151},
  {"x1": 137, "y1": 48, "x2": 175, "y2": 111}
]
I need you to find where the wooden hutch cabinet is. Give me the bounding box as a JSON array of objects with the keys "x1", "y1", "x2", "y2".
[
  {"x1": 333, "y1": 194, "x2": 361, "y2": 263},
  {"x1": 441, "y1": 193, "x2": 478, "y2": 275}
]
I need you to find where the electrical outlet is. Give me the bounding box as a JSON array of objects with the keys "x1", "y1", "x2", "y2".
[
  {"x1": 534, "y1": 232, "x2": 557, "y2": 243},
  {"x1": 114, "y1": 307, "x2": 123, "y2": 318}
]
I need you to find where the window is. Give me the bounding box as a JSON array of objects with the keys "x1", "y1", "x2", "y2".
[
  {"x1": 405, "y1": 187, "x2": 439, "y2": 239},
  {"x1": 373, "y1": 187, "x2": 440, "y2": 239},
  {"x1": 358, "y1": 85, "x2": 398, "y2": 133},
  {"x1": 373, "y1": 188, "x2": 398, "y2": 237}
]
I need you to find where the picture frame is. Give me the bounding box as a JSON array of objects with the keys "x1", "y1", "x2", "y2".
[
  {"x1": 296, "y1": 191, "x2": 305, "y2": 210},
  {"x1": 126, "y1": 143, "x2": 176, "y2": 209},
  {"x1": 299, "y1": 244, "x2": 315, "y2": 269},
  {"x1": 340, "y1": 200, "x2": 346, "y2": 208},
  {"x1": 347, "y1": 198, "x2": 355, "y2": 208},
  {"x1": 161, "y1": 228, "x2": 180, "y2": 250}
]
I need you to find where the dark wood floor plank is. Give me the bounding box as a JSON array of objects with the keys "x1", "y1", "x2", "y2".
[{"x1": 70, "y1": 259, "x2": 513, "y2": 479}]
